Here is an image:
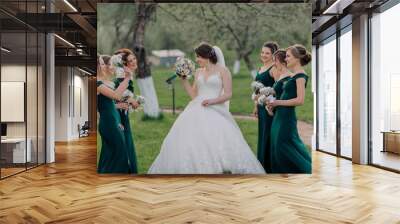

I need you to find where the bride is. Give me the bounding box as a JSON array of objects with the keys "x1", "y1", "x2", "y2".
[{"x1": 148, "y1": 43, "x2": 265, "y2": 174}]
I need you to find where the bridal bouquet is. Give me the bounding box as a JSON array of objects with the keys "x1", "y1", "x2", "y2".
[{"x1": 175, "y1": 57, "x2": 196, "y2": 79}]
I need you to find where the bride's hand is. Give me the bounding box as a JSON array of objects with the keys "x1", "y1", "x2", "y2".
[{"x1": 201, "y1": 99, "x2": 214, "y2": 107}]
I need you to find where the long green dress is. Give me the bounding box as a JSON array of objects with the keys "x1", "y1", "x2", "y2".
[
  {"x1": 114, "y1": 79, "x2": 138, "y2": 174},
  {"x1": 272, "y1": 76, "x2": 291, "y2": 101},
  {"x1": 97, "y1": 80, "x2": 130, "y2": 173},
  {"x1": 255, "y1": 66, "x2": 275, "y2": 172},
  {"x1": 270, "y1": 73, "x2": 312, "y2": 173}
]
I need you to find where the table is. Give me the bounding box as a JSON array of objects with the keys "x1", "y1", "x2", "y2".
[
  {"x1": 1, "y1": 138, "x2": 32, "y2": 164},
  {"x1": 381, "y1": 131, "x2": 400, "y2": 154}
]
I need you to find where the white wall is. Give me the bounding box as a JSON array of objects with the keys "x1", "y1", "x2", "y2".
[
  {"x1": 1, "y1": 65, "x2": 40, "y2": 138},
  {"x1": 54, "y1": 67, "x2": 89, "y2": 141},
  {"x1": 54, "y1": 66, "x2": 69, "y2": 141}
]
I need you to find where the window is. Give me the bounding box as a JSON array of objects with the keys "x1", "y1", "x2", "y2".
[
  {"x1": 339, "y1": 26, "x2": 352, "y2": 158},
  {"x1": 370, "y1": 3, "x2": 400, "y2": 171},
  {"x1": 317, "y1": 35, "x2": 337, "y2": 154},
  {"x1": 0, "y1": 2, "x2": 46, "y2": 179}
]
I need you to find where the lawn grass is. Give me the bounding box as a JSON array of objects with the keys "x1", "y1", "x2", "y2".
[
  {"x1": 131, "y1": 65, "x2": 313, "y2": 123},
  {"x1": 98, "y1": 111, "x2": 258, "y2": 174}
]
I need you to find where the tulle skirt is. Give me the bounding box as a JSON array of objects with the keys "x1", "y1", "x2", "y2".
[{"x1": 148, "y1": 96, "x2": 265, "y2": 174}]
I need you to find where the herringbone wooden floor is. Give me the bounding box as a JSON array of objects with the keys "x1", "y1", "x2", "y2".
[{"x1": 1, "y1": 135, "x2": 400, "y2": 224}]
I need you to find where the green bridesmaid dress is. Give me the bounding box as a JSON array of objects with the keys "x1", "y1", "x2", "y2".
[
  {"x1": 255, "y1": 66, "x2": 275, "y2": 172},
  {"x1": 272, "y1": 76, "x2": 290, "y2": 100},
  {"x1": 117, "y1": 110, "x2": 138, "y2": 173},
  {"x1": 114, "y1": 79, "x2": 138, "y2": 174},
  {"x1": 97, "y1": 80, "x2": 131, "y2": 173},
  {"x1": 270, "y1": 73, "x2": 312, "y2": 173}
]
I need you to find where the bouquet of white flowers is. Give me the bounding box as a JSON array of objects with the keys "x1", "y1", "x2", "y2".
[
  {"x1": 120, "y1": 94, "x2": 145, "y2": 114},
  {"x1": 135, "y1": 95, "x2": 145, "y2": 106},
  {"x1": 251, "y1": 81, "x2": 276, "y2": 116},
  {"x1": 251, "y1": 81, "x2": 265, "y2": 94},
  {"x1": 110, "y1": 54, "x2": 125, "y2": 78},
  {"x1": 257, "y1": 87, "x2": 276, "y2": 116},
  {"x1": 111, "y1": 53, "x2": 136, "y2": 114},
  {"x1": 175, "y1": 57, "x2": 196, "y2": 79}
]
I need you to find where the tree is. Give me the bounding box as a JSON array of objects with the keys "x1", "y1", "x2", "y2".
[
  {"x1": 156, "y1": 3, "x2": 309, "y2": 78},
  {"x1": 133, "y1": 2, "x2": 161, "y2": 118},
  {"x1": 97, "y1": 3, "x2": 162, "y2": 118}
]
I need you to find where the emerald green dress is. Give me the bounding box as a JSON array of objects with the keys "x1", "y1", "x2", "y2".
[
  {"x1": 97, "y1": 80, "x2": 130, "y2": 173},
  {"x1": 114, "y1": 79, "x2": 138, "y2": 174},
  {"x1": 255, "y1": 66, "x2": 275, "y2": 172},
  {"x1": 272, "y1": 75, "x2": 291, "y2": 105},
  {"x1": 270, "y1": 73, "x2": 312, "y2": 173}
]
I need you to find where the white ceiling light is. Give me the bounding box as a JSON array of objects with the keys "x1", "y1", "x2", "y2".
[
  {"x1": 323, "y1": 0, "x2": 354, "y2": 15},
  {"x1": 63, "y1": 0, "x2": 78, "y2": 12},
  {"x1": 78, "y1": 68, "x2": 92, "y2": 76},
  {"x1": 54, "y1": 34, "x2": 75, "y2": 48},
  {"x1": 1, "y1": 47, "x2": 11, "y2": 53}
]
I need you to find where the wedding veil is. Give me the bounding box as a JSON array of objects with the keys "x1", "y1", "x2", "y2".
[{"x1": 212, "y1": 46, "x2": 230, "y2": 110}]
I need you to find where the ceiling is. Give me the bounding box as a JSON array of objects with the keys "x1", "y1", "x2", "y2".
[
  {"x1": 311, "y1": 0, "x2": 390, "y2": 43},
  {"x1": 0, "y1": 0, "x2": 100, "y2": 74}
]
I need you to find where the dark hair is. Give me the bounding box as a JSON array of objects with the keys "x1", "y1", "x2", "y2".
[
  {"x1": 114, "y1": 48, "x2": 135, "y2": 66},
  {"x1": 288, "y1": 44, "x2": 311, "y2": 66},
  {"x1": 273, "y1": 49, "x2": 286, "y2": 65},
  {"x1": 194, "y1": 42, "x2": 218, "y2": 64},
  {"x1": 263, "y1": 41, "x2": 279, "y2": 54}
]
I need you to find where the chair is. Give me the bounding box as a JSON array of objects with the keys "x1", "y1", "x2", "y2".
[{"x1": 78, "y1": 121, "x2": 90, "y2": 138}]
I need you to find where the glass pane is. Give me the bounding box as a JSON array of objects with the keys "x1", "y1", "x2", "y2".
[
  {"x1": 38, "y1": 33, "x2": 45, "y2": 165},
  {"x1": 1, "y1": 31, "x2": 27, "y2": 177},
  {"x1": 318, "y1": 36, "x2": 337, "y2": 154},
  {"x1": 27, "y1": 31, "x2": 38, "y2": 169},
  {"x1": 340, "y1": 28, "x2": 352, "y2": 158},
  {"x1": 371, "y1": 4, "x2": 400, "y2": 171}
]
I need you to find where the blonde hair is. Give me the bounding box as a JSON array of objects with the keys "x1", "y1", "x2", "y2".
[{"x1": 97, "y1": 55, "x2": 111, "y2": 79}]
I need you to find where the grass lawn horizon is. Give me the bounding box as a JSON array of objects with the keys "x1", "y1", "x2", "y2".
[{"x1": 131, "y1": 65, "x2": 313, "y2": 124}]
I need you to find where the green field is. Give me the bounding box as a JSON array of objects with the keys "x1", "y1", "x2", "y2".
[
  {"x1": 97, "y1": 111, "x2": 258, "y2": 173},
  {"x1": 131, "y1": 65, "x2": 313, "y2": 123}
]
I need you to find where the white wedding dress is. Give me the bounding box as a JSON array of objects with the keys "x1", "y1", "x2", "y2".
[{"x1": 148, "y1": 71, "x2": 265, "y2": 174}]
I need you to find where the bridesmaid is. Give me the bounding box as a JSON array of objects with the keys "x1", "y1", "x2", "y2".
[
  {"x1": 267, "y1": 44, "x2": 312, "y2": 173},
  {"x1": 113, "y1": 48, "x2": 140, "y2": 174},
  {"x1": 97, "y1": 55, "x2": 132, "y2": 173},
  {"x1": 253, "y1": 42, "x2": 278, "y2": 172},
  {"x1": 270, "y1": 50, "x2": 292, "y2": 100}
]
